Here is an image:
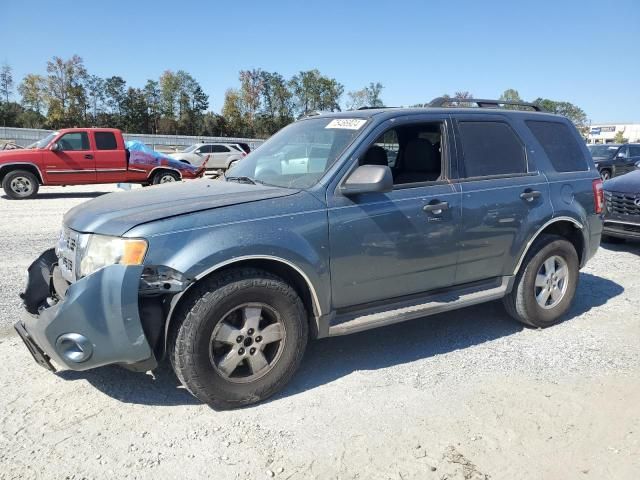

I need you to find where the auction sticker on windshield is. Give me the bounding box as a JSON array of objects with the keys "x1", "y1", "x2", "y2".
[{"x1": 325, "y1": 119, "x2": 367, "y2": 130}]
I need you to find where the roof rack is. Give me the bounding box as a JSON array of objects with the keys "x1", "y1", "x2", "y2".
[{"x1": 428, "y1": 97, "x2": 544, "y2": 112}]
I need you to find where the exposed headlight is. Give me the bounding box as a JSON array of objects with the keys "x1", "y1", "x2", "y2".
[
  {"x1": 594, "y1": 162, "x2": 600, "y2": 168},
  {"x1": 78, "y1": 234, "x2": 148, "y2": 278}
]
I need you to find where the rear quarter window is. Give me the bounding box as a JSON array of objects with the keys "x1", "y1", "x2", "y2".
[
  {"x1": 95, "y1": 132, "x2": 118, "y2": 150},
  {"x1": 526, "y1": 120, "x2": 588, "y2": 172}
]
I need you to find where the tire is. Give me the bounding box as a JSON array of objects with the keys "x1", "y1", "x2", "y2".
[
  {"x1": 503, "y1": 234, "x2": 579, "y2": 328},
  {"x1": 2, "y1": 170, "x2": 39, "y2": 199},
  {"x1": 169, "y1": 268, "x2": 309, "y2": 409},
  {"x1": 601, "y1": 234, "x2": 625, "y2": 244},
  {"x1": 152, "y1": 170, "x2": 180, "y2": 185},
  {"x1": 600, "y1": 169, "x2": 611, "y2": 181}
]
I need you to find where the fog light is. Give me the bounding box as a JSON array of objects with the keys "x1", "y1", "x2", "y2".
[{"x1": 56, "y1": 333, "x2": 93, "y2": 363}]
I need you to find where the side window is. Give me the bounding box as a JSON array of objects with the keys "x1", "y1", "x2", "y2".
[
  {"x1": 458, "y1": 121, "x2": 526, "y2": 177},
  {"x1": 196, "y1": 145, "x2": 211, "y2": 154},
  {"x1": 629, "y1": 146, "x2": 640, "y2": 157},
  {"x1": 617, "y1": 146, "x2": 629, "y2": 158},
  {"x1": 374, "y1": 130, "x2": 400, "y2": 166},
  {"x1": 361, "y1": 122, "x2": 444, "y2": 185},
  {"x1": 94, "y1": 132, "x2": 117, "y2": 150},
  {"x1": 58, "y1": 132, "x2": 89, "y2": 151},
  {"x1": 526, "y1": 120, "x2": 587, "y2": 172},
  {"x1": 212, "y1": 145, "x2": 231, "y2": 153}
]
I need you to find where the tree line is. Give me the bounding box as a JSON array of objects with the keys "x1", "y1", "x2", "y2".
[{"x1": 0, "y1": 56, "x2": 589, "y2": 139}]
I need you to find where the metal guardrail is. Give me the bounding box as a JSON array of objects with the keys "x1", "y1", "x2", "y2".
[{"x1": 0, "y1": 127, "x2": 265, "y2": 150}]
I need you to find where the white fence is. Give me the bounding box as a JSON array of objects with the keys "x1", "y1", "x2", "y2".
[{"x1": 0, "y1": 127, "x2": 265, "y2": 150}]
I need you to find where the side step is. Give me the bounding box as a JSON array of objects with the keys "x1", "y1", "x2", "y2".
[{"x1": 327, "y1": 277, "x2": 511, "y2": 336}]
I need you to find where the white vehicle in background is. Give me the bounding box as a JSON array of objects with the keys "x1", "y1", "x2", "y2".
[{"x1": 170, "y1": 143, "x2": 246, "y2": 170}]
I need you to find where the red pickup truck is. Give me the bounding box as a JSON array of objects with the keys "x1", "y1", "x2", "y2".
[{"x1": 0, "y1": 128, "x2": 204, "y2": 199}]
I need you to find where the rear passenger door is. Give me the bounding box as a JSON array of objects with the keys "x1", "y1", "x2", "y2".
[
  {"x1": 452, "y1": 115, "x2": 552, "y2": 285},
  {"x1": 93, "y1": 131, "x2": 127, "y2": 183},
  {"x1": 211, "y1": 144, "x2": 233, "y2": 168}
]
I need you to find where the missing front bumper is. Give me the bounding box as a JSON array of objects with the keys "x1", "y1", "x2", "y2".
[{"x1": 18, "y1": 250, "x2": 156, "y2": 372}]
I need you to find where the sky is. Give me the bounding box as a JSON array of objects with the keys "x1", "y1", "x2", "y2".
[{"x1": 2, "y1": 0, "x2": 639, "y2": 123}]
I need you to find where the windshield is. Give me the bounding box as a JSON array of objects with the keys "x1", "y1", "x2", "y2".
[
  {"x1": 228, "y1": 117, "x2": 367, "y2": 188},
  {"x1": 588, "y1": 144, "x2": 619, "y2": 158},
  {"x1": 31, "y1": 132, "x2": 58, "y2": 149},
  {"x1": 182, "y1": 144, "x2": 199, "y2": 153}
]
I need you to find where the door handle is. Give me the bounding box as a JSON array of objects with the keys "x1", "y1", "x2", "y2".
[
  {"x1": 520, "y1": 190, "x2": 541, "y2": 202},
  {"x1": 423, "y1": 201, "x2": 449, "y2": 215},
  {"x1": 84, "y1": 154, "x2": 94, "y2": 159}
]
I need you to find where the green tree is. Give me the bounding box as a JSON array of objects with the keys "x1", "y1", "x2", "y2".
[
  {"x1": 614, "y1": 130, "x2": 625, "y2": 143},
  {"x1": 18, "y1": 74, "x2": 46, "y2": 114},
  {"x1": 159, "y1": 70, "x2": 180, "y2": 133},
  {"x1": 222, "y1": 88, "x2": 246, "y2": 136},
  {"x1": 84, "y1": 75, "x2": 105, "y2": 124},
  {"x1": 365, "y1": 82, "x2": 384, "y2": 108},
  {"x1": 289, "y1": 69, "x2": 344, "y2": 116},
  {"x1": 533, "y1": 98, "x2": 588, "y2": 130},
  {"x1": 45, "y1": 55, "x2": 88, "y2": 127},
  {"x1": 0, "y1": 63, "x2": 13, "y2": 103},
  {"x1": 143, "y1": 80, "x2": 161, "y2": 134},
  {"x1": 499, "y1": 89, "x2": 522, "y2": 109},
  {"x1": 121, "y1": 87, "x2": 149, "y2": 133},
  {"x1": 256, "y1": 71, "x2": 293, "y2": 135},
  {"x1": 104, "y1": 76, "x2": 127, "y2": 127}
]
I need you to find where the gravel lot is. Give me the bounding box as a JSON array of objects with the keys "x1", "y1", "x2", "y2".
[{"x1": 1, "y1": 184, "x2": 639, "y2": 479}]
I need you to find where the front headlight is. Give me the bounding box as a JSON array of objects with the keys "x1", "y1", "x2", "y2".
[
  {"x1": 594, "y1": 162, "x2": 600, "y2": 168},
  {"x1": 78, "y1": 234, "x2": 148, "y2": 278}
]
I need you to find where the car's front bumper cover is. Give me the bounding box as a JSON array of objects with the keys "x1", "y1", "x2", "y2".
[
  {"x1": 603, "y1": 217, "x2": 640, "y2": 240},
  {"x1": 16, "y1": 249, "x2": 155, "y2": 371}
]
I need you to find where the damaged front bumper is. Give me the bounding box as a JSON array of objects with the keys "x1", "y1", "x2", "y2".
[{"x1": 16, "y1": 249, "x2": 157, "y2": 372}]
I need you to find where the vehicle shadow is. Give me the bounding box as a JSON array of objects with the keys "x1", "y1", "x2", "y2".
[
  {"x1": 600, "y1": 240, "x2": 640, "y2": 256},
  {"x1": 56, "y1": 272, "x2": 623, "y2": 408},
  {"x1": 1, "y1": 192, "x2": 110, "y2": 200}
]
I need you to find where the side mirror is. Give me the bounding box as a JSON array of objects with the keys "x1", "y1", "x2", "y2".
[
  {"x1": 340, "y1": 164, "x2": 393, "y2": 196},
  {"x1": 50, "y1": 142, "x2": 60, "y2": 152}
]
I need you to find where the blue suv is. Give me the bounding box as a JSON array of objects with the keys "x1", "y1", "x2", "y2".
[{"x1": 17, "y1": 98, "x2": 604, "y2": 409}]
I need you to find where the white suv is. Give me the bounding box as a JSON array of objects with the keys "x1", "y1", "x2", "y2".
[{"x1": 170, "y1": 143, "x2": 245, "y2": 170}]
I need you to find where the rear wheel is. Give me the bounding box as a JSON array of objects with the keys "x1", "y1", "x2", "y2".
[
  {"x1": 504, "y1": 234, "x2": 579, "y2": 328},
  {"x1": 152, "y1": 170, "x2": 180, "y2": 184},
  {"x1": 169, "y1": 269, "x2": 308, "y2": 409},
  {"x1": 2, "y1": 170, "x2": 39, "y2": 199}
]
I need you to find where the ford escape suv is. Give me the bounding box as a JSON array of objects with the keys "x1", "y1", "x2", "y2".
[{"x1": 16, "y1": 98, "x2": 603, "y2": 409}]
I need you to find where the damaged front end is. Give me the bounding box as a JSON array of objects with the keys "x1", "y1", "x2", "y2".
[{"x1": 16, "y1": 249, "x2": 188, "y2": 373}]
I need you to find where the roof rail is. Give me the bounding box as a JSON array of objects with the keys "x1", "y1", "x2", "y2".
[{"x1": 428, "y1": 97, "x2": 544, "y2": 112}]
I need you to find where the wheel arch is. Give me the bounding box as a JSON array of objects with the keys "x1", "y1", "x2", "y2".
[
  {"x1": 0, "y1": 163, "x2": 44, "y2": 184},
  {"x1": 160, "y1": 255, "x2": 322, "y2": 357},
  {"x1": 513, "y1": 216, "x2": 585, "y2": 275}
]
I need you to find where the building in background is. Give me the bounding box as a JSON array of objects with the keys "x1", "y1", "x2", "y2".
[{"x1": 587, "y1": 123, "x2": 640, "y2": 144}]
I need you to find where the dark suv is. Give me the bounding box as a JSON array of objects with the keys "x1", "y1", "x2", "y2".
[
  {"x1": 588, "y1": 143, "x2": 640, "y2": 180},
  {"x1": 16, "y1": 98, "x2": 604, "y2": 409}
]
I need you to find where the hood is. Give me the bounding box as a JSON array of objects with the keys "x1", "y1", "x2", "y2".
[
  {"x1": 64, "y1": 179, "x2": 299, "y2": 236},
  {"x1": 603, "y1": 169, "x2": 640, "y2": 194},
  {"x1": 0, "y1": 148, "x2": 41, "y2": 162}
]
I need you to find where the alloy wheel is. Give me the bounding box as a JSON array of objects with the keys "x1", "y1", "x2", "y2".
[
  {"x1": 534, "y1": 255, "x2": 569, "y2": 309},
  {"x1": 209, "y1": 303, "x2": 286, "y2": 383},
  {"x1": 10, "y1": 176, "x2": 34, "y2": 197}
]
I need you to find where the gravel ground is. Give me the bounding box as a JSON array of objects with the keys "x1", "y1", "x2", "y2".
[{"x1": 1, "y1": 184, "x2": 639, "y2": 479}]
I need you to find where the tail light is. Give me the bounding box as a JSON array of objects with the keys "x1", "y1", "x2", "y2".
[
  {"x1": 242, "y1": 152, "x2": 247, "y2": 157},
  {"x1": 592, "y1": 178, "x2": 604, "y2": 214}
]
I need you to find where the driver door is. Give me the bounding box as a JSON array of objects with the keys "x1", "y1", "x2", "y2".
[
  {"x1": 327, "y1": 115, "x2": 462, "y2": 309},
  {"x1": 44, "y1": 131, "x2": 96, "y2": 184}
]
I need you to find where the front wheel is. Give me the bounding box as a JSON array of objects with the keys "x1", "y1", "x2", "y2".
[
  {"x1": 504, "y1": 234, "x2": 579, "y2": 328},
  {"x1": 169, "y1": 269, "x2": 308, "y2": 409},
  {"x1": 600, "y1": 169, "x2": 611, "y2": 181},
  {"x1": 2, "y1": 170, "x2": 40, "y2": 199}
]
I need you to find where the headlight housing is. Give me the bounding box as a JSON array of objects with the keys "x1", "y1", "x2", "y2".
[{"x1": 78, "y1": 234, "x2": 148, "y2": 278}]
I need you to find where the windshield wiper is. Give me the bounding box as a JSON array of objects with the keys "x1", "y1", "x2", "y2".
[{"x1": 225, "y1": 175, "x2": 258, "y2": 185}]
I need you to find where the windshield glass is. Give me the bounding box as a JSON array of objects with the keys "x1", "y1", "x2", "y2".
[
  {"x1": 588, "y1": 145, "x2": 619, "y2": 158},
  {"x1": 32, "y1": 132, "x2": 58, "y2": 149},
  {"x1": 182, "y1": 144, "x2": 199, "y2": 153},
  {"x1": 228, "y1": 117, "x2": 367, "y2": 188}
]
